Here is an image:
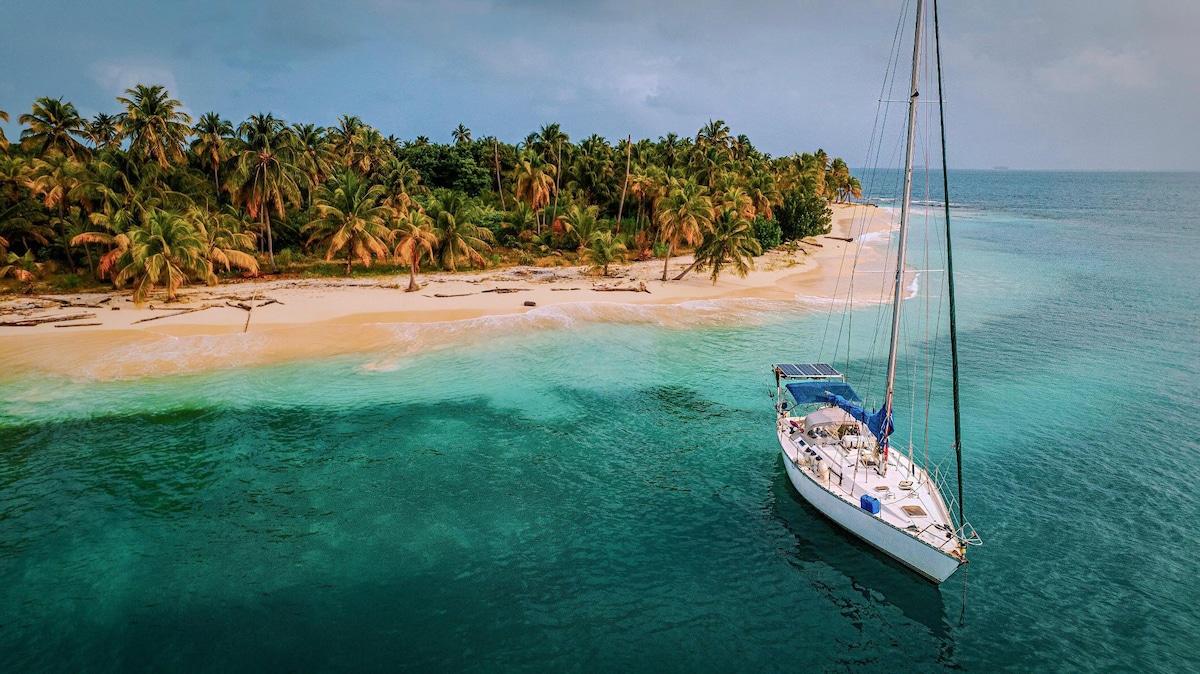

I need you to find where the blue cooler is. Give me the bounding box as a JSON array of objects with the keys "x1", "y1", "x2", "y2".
[{"x1": 860, "y1": 494, "x2": 881, "y2": 515}]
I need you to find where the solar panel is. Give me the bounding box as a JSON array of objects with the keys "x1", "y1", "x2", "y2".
[{"x1": 775, "y1": 363, "x2": 843, "y2": 379}]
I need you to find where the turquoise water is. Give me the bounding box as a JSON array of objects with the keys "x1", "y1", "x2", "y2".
[{"x1": 2, "y1": 171, "x2": 1199, "y2": 671}]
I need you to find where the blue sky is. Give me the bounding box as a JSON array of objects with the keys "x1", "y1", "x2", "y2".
[{"x1": 1, "y1": 0, "x2": 1197, "y2": 170}]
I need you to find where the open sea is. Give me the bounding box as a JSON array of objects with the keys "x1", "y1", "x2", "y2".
[{"x1": 2, "y1": 170, "x2": 1198, "y2": 671}]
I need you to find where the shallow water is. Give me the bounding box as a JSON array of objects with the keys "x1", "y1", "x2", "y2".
[{"x1": 2, "y1": 171, "x2": 1199, "y2": 671}]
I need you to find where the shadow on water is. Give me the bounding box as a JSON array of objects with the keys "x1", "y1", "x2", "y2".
[{"x1": 768, "y1": 459, "x2": 958, "y2": 654}]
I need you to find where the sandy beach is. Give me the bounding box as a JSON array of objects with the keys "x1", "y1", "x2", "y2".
[{"x1": 0, "y1": 204, "x2": 899, "y2": 379}]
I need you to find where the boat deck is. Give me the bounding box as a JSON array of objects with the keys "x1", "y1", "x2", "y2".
[{"x1": 779, "y1": 406, "x2": 962, "y2": 555}]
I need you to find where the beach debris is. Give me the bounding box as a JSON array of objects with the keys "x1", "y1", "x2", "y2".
[
  {"x1": 53, "y1": 322, "x2": 104, "y2": 328},
  {"x1": 0, "y1": 312, "x2": 98, "y2": 327},
  {"x1": 824, "y1": 235, "x2": 854, "y2": 242},
  {"x1": 55, "y1": 297, "x2": 110, "y2": 308},
  {"x1": 482, "y1": 287, "x2": 529, "y2": 294},
  {"x1": 433, "y1": 292, "x2": 475, "y2": 298},
  {"x1": 800, "y1": 238, "x2": 824, "y2": 247},
  {"x1": 550, "y1": 287, "x2": 581, "y2": 292},
  {"x1": 592, "y1": 281, "x2": 650, "y2": 293},
  {"x1": 131, "y1": 303, "x2": 222, "y2": 324},
  {"x1": 523, "y1": 301, "x2": 537, "y2": 307}
]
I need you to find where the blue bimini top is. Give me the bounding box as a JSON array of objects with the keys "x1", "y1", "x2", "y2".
[{"x1": 785, "y1": 381, "x2": 860, "y2": 405}]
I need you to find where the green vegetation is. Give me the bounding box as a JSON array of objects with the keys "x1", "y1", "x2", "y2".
[{"x1": 0, "y1": 88, "x2": 861, "y2": 302}]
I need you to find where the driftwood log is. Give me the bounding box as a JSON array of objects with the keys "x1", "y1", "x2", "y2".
[
  {"x1": 0, "y1": 312, "x2": 97, "y2": 327},
  {"x1": 592, "y1": 282, "x2": 650, "y2": 294},
  {"x1": 53, "y1": 322, "x2": 104, "y2": 328},
  {"x1": 824, "y1": 235, "x2": 854, "y2": 242}
]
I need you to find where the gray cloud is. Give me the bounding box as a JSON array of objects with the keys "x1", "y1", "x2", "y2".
[{"x1": 0, "y1": 0, "x2": 1198, "y2": 169}]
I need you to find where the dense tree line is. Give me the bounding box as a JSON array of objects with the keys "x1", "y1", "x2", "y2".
[{"x1": 0, "y1": 85, "x2": 861, "y2": 302}]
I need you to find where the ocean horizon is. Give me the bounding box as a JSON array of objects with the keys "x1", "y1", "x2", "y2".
[{"x1": 2, "y1": 169, "x2": 1198, "y2": 671}]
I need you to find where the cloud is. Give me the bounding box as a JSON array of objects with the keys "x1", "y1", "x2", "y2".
[
  {"x1": 1033, "y1": 48, "x2": 1157, "y2": 94},
  {"x1": 91, "y1": 62, "x2": 180, "y2": 97}
]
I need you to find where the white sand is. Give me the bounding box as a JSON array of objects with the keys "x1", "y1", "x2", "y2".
[{"x1": 0, "y1": 204, "x2": 902, "y2": 378}]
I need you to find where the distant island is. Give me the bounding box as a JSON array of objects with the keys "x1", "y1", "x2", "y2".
[{"x1": 1, "y1": 85, "x2": 861, "y2": 303}]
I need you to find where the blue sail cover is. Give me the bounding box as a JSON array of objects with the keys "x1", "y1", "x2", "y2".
[
  {"x1": 824, "y1": 393, "x2": 894, "y2": 444},
  {"x1": 785, "y1": 381, "x2": 860, "y2": 405}
]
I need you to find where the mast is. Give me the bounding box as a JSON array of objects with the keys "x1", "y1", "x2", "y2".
[
  {"x1": 933, "y1": 0, "x2": 965, "y2": 532},
  {"x1": 882, "y1": 0, "x2": 925, "y2": 468}
]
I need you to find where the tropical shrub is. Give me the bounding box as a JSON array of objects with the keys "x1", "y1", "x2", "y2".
[{"x1": 752, "y1": 215, "x2": 781, "y2": 250}]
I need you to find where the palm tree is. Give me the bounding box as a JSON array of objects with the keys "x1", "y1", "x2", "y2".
[
  {"x1": 559, "y1": 203, "x2": 600, "y2": 251},
  {"x1": 380, "y1": 158, "x2": 426, "y2": 216},
  {"x1": 73, "y1": 206, "x2": 138, "y2": 279},
  {"x1": 745, "y1": 170, "x2": 781, "y2": 220},
  {"x1": 188, "y1": 207, "x2": 260, "y2": 274},
  {"x1": 0, "y1": 251, "x2": 41, "y2": 283},
  {"x1": 452, "y1": 124, "x2": 472, "y2": 146},
  {"x1": 85, "y1": 113, "x2": 121, "y2": 150},
  {"x1": 110, "y1": 208, "x2": 215, "y2": 304},
  {"x1": 192, "y1": 112, "x2": 234, "y2": 194},
  {"x1": 25, "y1": 155, "x2": 88, "y2": 269},
  {"x1": 427, "y1": 189, "x2": 493, "y2": 271},
  {"x1": 655, "y1": 179, "x2": 713, "y2": 281},
  {"x1": 116, "y1": 84, "x2": 193, "y2": 167},
  {"x1": 350, "y1": 126, "x2": 388, "y2": 175},
  {"x1": 584, "y1": 230, "x2": 625, "y2": 276},
  {"x1": 687, "y1": 208, "x2": 761, "y2": 283},
  {"x1": 19, "y1": 97, "x2": 89, "y2": 159},
  {"x1": 392, "y1": 209, "x2": 438, "y2": 291},
  {"x1": 230, "y1": 113, "x2": 300, "y2": 270},
  {"x1": 327, "y1": 115, "x2": 363, "y2": 165},
  {"x1": 0, "y1": 110, "x2": 8, "y2": 152},
  {"x1": 513, "y1": 153, "x2": 555, "y2": 233},
  {"x1": 696, "y1": 119, "x2": 732, "y2": 155},
  {"x1": 303, "y1": 170, "x2": 393, "y2": 274},
  {"x1": 291, "y1": 123, "x2": 330, "y2": 205},
  {"x1": 501, "y1": 202, "x2": 538, "y2": 244}
]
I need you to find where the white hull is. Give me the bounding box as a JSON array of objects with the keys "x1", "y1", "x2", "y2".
[{"x1": 779, "y1": 429, "x2": 963, "y2": 584}]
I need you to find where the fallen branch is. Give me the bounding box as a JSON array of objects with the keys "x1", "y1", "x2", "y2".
[
  {"x1": 131, "y1": 304, "x2": 221, "y2": 324},
  {"x1": 225, "y1": 301, "x2": 253, "y2": 312},
  {"x1": 824, "y1": 235, "x2": 854, "y2": 242},
  {"x1": 433, "y1": 292, "x2": 476, "y2": 298},
  {"x1": 0, "y1": 312, "x2": 97, "y2": 327},
  {"x1": 54, "y1": 322, "x2": 103, "y2": 328},
  {"x1": 550, "y1": 287, "x2": 582, "y2": 292},
  {"x1": 482, "y1": 288, "x2": 529, "y2": 294},
  {"x1": 256, "y1": 299, "x2": 282, "y2": 308}
]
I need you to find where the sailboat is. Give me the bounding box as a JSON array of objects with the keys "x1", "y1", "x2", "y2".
[{"x1": 773, "y1": 0, "x2": 980, "y2": 584}]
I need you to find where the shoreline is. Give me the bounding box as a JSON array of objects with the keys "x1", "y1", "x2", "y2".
[{"x1": 0, "y1": 204, "x2": 901, "y2": 380}]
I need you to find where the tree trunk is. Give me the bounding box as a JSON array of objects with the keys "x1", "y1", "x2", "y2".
[
  {"x1": 85, "y1": 243, "x2": 95, "y2": 277},
  {"x1": 550, "y1": 140, "x2": 562, "y2": 227},
  {"x1": 346, "y1": 253, "x2": 353, "y2": 276},
  {"x1": 263, "y1": 209, "x2": 276, "y2": 272},
  {"x1": 616, "y1": 135, "x2": 632, "y2": 235},
  {"x1": 661, "y1": 242, "x2": 672, "y2": 282},
  {"x1": 494, "y1": 140, "x2": 506, "y2": 211},
  {"x1": 55, "y1": 202, "x2": 75, "y2": 273},
  {"x1": 673, "y1": 258, "x2": 700, "y2": 281},
  {"x1": 407, "y1": 259, "x2": 419, "y2": 292}
]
